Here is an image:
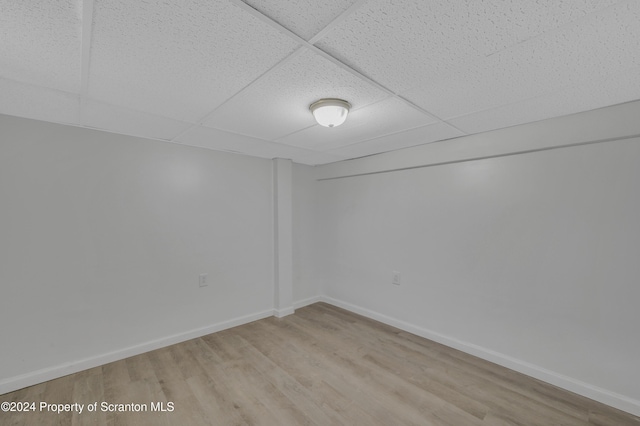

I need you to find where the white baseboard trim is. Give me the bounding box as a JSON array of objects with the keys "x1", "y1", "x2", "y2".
[
  {"x1": 293, "y1": 295, "x2": 322, "y2": 309},
  {"x1": 0, "y1": 308, "x2": 274, "y2": 396},
  {"x1": 321, "y1": 296, "x2": 640, "y2": 417},
  {"x1": 274, "y1": 306, "x2": 295, "y2": 318},
  {"x1": 3, "y1": 297, "x2": 639, "y2": 417}
]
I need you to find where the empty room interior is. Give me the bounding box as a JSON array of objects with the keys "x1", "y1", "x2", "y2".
[{"x1": 1, "y1": 0, "x2": 640, "y2": 425}]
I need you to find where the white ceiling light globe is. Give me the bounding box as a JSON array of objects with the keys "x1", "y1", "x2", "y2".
[{"x1": 310, "y1": 99, "x2": 351, "y2": 128}]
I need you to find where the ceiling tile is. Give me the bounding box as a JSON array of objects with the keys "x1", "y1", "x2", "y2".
[
  {"x1": 403, "y1": 0, "x2": 640, "y2": 120},
  {"x1": 0, "y1": 0, "x2": 82, "y2": 92},
  {"x1": 204, "y1": 48, "x2": 388, "y2": 140},
  {"x1": 276, "y1": 97, "x2": 436, "y2": 151},
  {"x1": 326, "y1": 121, "x2": 465, "y2": 159},
  {"x1": 175, "y1": 125, "x2": 346, "y2": 165},
  {"x1": 242, "y1": 0, "x2": 360, "y2": 41},
  {"x1": 81, "y1": 100, "x2": 192, "y2": 141},
  {"x1": 0, "y1": 79, "x2": 80, "y2": 125},
  {"x1": 88, "y1": 0, "x2": 299, "y2": 123},
  {"x1": 315, "y1": 0, "x2": 619, "y2": 94},
  {"x1": 449, "y1": 66, "x2": 640, "y2": 135},
  {"x1": 401, "y1": 46, "x2": 568, "y2": 120}
]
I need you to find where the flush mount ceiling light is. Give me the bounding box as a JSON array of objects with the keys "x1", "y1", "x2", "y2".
[{"x1": 309, "y1": 98, "x2": 351, "y2": 128}]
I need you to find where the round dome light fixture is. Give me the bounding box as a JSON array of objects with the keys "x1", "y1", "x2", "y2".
[{"x1": 309, "y1": 98, "x2": 351, "y2": 128}]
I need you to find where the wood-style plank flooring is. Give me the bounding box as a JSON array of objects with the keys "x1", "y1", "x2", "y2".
[{"x1": 2, "y1": 303, "x2": 639, "y2": 425}]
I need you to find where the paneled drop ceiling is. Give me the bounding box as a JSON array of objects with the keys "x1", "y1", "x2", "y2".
[{"x1": 1, "y1": 0, "x2": 639, "y2": 165}]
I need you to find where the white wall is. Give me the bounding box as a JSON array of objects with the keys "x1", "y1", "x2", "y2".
[
  {"x1": 2, "y1": 102, "x2": 640, "y2": 415},
  {"x1": 0, "y1": 115, "x2": 274, "y2": 391},
  {"x1": 314, "y1": 134, "x2": 640, "y2": 414},
  {"x1": 292, "y1": 163, "x2": 321, "y2": 305}
]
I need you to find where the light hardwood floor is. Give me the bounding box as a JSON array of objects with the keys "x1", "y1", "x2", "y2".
[{"x1": 2, "y1": 303, "x2": 639, "y2": 425}]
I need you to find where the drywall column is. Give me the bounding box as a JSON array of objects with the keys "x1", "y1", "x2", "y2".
[{"x1": 273, "y1": 158, "x2": 294, "y2": 317}]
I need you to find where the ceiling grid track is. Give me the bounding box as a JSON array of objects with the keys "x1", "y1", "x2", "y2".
[
  {"x1": 169, "y1": 48, "x2": 307, "y2": 144},
  {"x1": 307, "y1": 0, "x2": 371, "y2": 44},
  {"x1": 226, "y1": 0, "x2": 442, "y2": 124}
]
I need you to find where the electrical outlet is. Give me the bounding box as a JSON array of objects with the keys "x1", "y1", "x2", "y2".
[
  {"x1": 199, "y1": 273, "x2": 208, "y2": 288},
  {"x1": 392, "y1": 271, "x2": 401, "y2": 286}
]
